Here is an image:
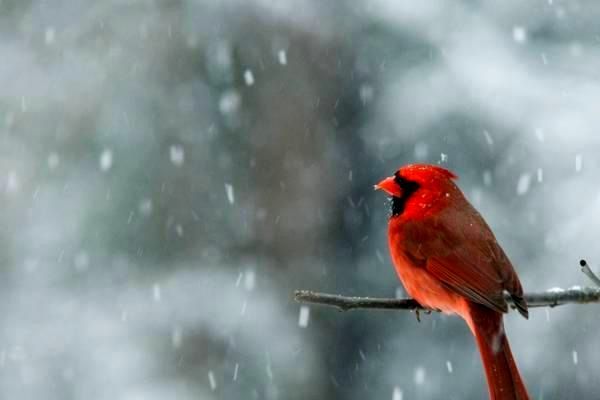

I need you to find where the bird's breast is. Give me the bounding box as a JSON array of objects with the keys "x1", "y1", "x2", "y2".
[{"x1": 388, "y1": 227, "x2": 468, "y2": 317}]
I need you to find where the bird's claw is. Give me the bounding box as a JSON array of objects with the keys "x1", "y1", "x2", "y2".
[{"x1": 414, "y1": 308, "x2": 435, "y2": 322}]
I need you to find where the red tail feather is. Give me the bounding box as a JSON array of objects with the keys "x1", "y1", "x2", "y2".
[{"x1": 467, "y1": 303, "x2": 529, "y2": 400}]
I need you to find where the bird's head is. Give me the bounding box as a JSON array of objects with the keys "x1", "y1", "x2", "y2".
[{"x1": 375, "y1": 164, "x2": 458, "y2": 217}]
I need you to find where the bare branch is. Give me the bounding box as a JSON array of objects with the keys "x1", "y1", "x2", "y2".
[
  {"x1": 294, "y1": 287, "x2": 600, "y2": 312},
  {"x1": 296, "y1": 260, "x2": 600, "y2": 312}
]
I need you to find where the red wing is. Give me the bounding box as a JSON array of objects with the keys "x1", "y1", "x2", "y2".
[{"x1": 401, "y1": 207, "x2": 525, "y2": 315}]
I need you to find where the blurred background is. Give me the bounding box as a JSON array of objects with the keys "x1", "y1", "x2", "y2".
[{"x1": 1, "y1": 0, "x2": 599, "y2": 398}]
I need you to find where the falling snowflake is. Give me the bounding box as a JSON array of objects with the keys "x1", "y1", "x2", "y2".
[
  {"x1": 278, "y1": 50, "x2": 287, "y2": 65},
  {"x1": 244, "y1": 69, "x2": 255, "y2": 86},
  {"x1": 6, "y1": 171, "x2": 19, "y2": 194},
  {"x1": 45, "y1": 27, "x2": 56, "y2": 44},
  {"x1": 392, "y1": 387, "x2": 403, "y2": 400},
  {"x1": 483, "y1": 170, "x2": 492, "y2": 186},
  {"x1": 414, "y1": 366, "x2": 426, "y2": 385},
  {"x1": 74, "y1": 251, "x2": 90, "y2": 272},
  {"x1": 359, "y1": 84, "x2": 374, "y2": 105},
  {"x1": 100, "y1": 149, "x2": 113, "y2": 171},
  {"x1": 225, "y1": 183, "x2": 235, "y2": 204},
  {"x1": 575, "y1": 154, "x2": 583, "y2": 172},
  {"x1": 298, "y1": 305, "x2": 310, "y2": 328},
  {"x1": 152, "y1": 283, "x2": 161, "y2": 302},
  {"x1": 170, "y1": 145, "x2": 185, "y2": 166},
  {"x1": 48, "y1": 153, "x2": 60, "y2": 169},
  {"x1": 516, "y1": 173, "x2": 531, "y2": 195},
  {"x1": 208, "y1": 370, "x2": 217, "y2": 391},
  {"x1": 483, "y1": 130, "x2": 493, "y2": 146},
  {"x1": 244, "y1": 269, "x2": 255, "y2": 291},
  {"x1": 138, "y1": 198, "x2": 153, "y2": 216},
  {"x1": 513, "y1": 26, "x2": 527, "y2": 43},
  {"x1": 233, "y1": 363, "x2": 239, "y2": 381},
  {"x1": 219, "y1": 90, "x2": 241, "y2": 116},
  {"x1": 171, "y1": 326, "x2": 182, "y2": 348},
  {"x1": 414, "y1": 142, "x2": 428, "y2": 160}
]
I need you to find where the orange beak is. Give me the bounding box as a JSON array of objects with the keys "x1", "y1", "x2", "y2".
[{"x1": 374, "y1": 176, "x2": 403, "y2": 197}]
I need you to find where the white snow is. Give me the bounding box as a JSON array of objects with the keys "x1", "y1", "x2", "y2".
[
  {"x1": 138, "y1": 198, "x2": 153, "y2": 216},
  {"x1": 266, "y1": 353, "x2": 273, "y2": 380},
  {"x1": 359, "y1": 84, "x2": 374, "y2": 104},
  {"x1": 225, "y1": 183, "x2": 235, "y2": 204},
  {"x1": 48, "y1": 153, "x2": 60, "y2": 169},
  {"x1": 175, "y1": 224, "x2": 184, "y2": 237},
  {"x1": 537, "y1": 168, "x2": 543, "y2": 183},
  {"x1": 375, "y1": 250, "x2": 384, "y2": 264},
  {"x1": 575, "y1": 154, "x2": 583, "y2": 172},
  {"x1": 395, "y1": 287, "x2": 406, "y2": 299},
  {"x1": 74, "y1": 251, "x2": 90, "y2": 271},
  {"x1": 152, "y1": 283, "x2": 161, "y2": 302},
  {"x1": 516, "y1": 173, "x2": 531, "y2": 195},
  {"x1": 100, "y1": 149, "x2": 113, "y2": 171},
  {"x1": 572, "y1": 350, "x2": 578, "y2": 365},
  {"x1": 278, "y1": 50, "x2": 287, "y2": 65},
  {"x1": 45, "y1": 27, "x2": 56, "y2": 45},
  {"x1": 513, "y1": 26, "x2": 527, "y2": 43},
  {"x1": 244, "y1": 69, "x2": 255, "y2": 86},
  {"x1": 171, "y1": 326, "x2": 182, "y2": 348},
  {"x1": 414, "y1": 142, "x2": 428, "y2": 159},
  {"x1": 414, "y1": 366, "x2": 426, "y2": 385},
  {"x1": 6, "y1": 171, "x2": 19, "y2": 194},
  {"x1": 483, "y1": 170, "x2": 492, "y2": 186},
  {"x1": 169, "y1": 145, "x2": 185, "y2": 166},
  {"x1": 244, "y1": 269, "x2": 255, "y2": 291},
  {"x1": 483, "y1": 130, "x2": 493, "y2": 146},
  {"x1": 208, "y1": 370, "x2": 217, "y2": 390},
  {"x1": 446, "y1": 360, "x2": 453, "y2": 373},
  {"x1": 547, "y1": 287, "x2": 565, "y2": 293},
  {"x1": 219, "y1": 90, "x2": 241, "y2": 115},
  {"x1": 298, "y1": 305, "x2": 310, "y2": 328},
  {"x1": 233, "y1": 363, "x2": 239, "y2": 381},
  {"x1": 535, "y1": 128, "x2": 545, "y2": 142},
  {"x1": 358, "y1": 349, "x2": 366, "y2": 361},
  {"x1": 392, "y1": 387, "x2": 403, "y2": 400}
]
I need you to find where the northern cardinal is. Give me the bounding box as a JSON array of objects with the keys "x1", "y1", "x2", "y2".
[{"x1": 375, "y1": 164, "x2": 529, "y2": 400}]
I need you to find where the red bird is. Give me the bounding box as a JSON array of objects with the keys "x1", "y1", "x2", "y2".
[{"x1": 376, "y1": 164, "x2": 529, "y2": 400}]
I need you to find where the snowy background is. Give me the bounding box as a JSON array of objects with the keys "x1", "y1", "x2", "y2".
[{"x1": 1, "y1": 0, "x2": 599, "y2": 399}]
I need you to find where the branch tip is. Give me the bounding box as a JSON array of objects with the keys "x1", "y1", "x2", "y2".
[{"x1": 579, "y1": 259, "x2": 600, "y2": 287}]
